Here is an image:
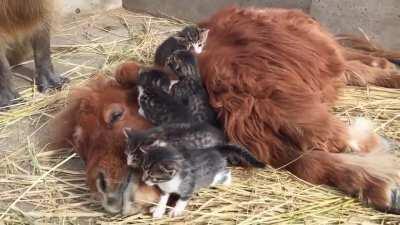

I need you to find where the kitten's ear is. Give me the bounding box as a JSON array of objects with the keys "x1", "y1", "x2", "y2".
[
  {"x1": 199, "y1": 28, "x2": 209, "y2": 34},
  {"x1": 175, "y1": 36, "x2": 186, "y2": 43},
  {"x1": 200, "y1": 28, "x2": 209, "y2": 37}
]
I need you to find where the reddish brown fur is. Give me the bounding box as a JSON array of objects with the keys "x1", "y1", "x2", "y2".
[
  {"x1": 0, "y1": 0, "x2": 57, "y2": 45},
  {"x1": 50, "y1": 74, "x2": 159, "y2": 213},
  {"x1": 199, "y1": 7, "x2": 347, "y2": 163},
  {"x1": 198, "y1": 6, "x2": 400, "y2": 212},
  {"x1": 343, "y1": 60, "x2": 400, "y2": 88},
  {"x1": 336, "y1": 34, "x2": 400, "y2": 88},
  {"x1": 115, "y1": 61, "x2": 142, "y2": 88},
  {"x1": 336, "y1": 34, "x2": 400, "y2": 63}
]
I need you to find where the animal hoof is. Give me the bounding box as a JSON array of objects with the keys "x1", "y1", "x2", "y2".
[
  {"x1": 36, "y1": 74, "x2": 69, "y2": 93},
  {"x1": 0, "y1": 87, "x2": 21, "y2": 108}
]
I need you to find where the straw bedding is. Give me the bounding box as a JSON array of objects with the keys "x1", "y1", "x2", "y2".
[{"x1": 0, "y1": 9, "x2": 399, "y2": 225}]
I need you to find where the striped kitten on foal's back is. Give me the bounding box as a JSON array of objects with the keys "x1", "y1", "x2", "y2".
[
  {"x1": 154, "y1": 25, "x2": 209, "y2": 68},
  {"x1": 166, "y1": 49, "x2": 218, "y2": 125}
]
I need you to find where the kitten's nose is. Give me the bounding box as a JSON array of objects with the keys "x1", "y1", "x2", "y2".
[{"x1": 194, "y1": 46, "x2": 202, "y2": 54}]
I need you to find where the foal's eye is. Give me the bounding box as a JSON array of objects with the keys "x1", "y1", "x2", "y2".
[{"x1": 110, "y1": 111, "x2": 123, "y2": 125}]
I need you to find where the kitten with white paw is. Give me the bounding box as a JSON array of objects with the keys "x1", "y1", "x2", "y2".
[
  {"x1": 155, "y1": 25, "x2": 209, "y2": 67},
  {"x1": 138, "y1": 144, "x2": 265, "y2": 218}
]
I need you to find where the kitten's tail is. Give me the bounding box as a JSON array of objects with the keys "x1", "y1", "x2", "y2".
[{"x1": 217, "y1": 144, "x2": 266, "y2": 168}]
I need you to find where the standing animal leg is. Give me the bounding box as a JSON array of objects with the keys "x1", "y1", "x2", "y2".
[
  {"x1": 31, "y1": 27, "x2": 68, "y2": 92},
  {"x1": 0, "y1": 50, "x2": 20, "y2": 107}
]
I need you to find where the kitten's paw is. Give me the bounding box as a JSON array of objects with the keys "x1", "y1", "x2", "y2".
[
  {"x1": 151, "y1": 205, "x2": 166, "y2": 219},
  {"x1": 168, "y1": 200, "x2": 187, "y2": 217},
  {"x1": 149, "y1": 205, "x2": 156, "y2": 213},
  {"x1": 168, "y1": 207, "x2": 185, "y2": 217},
  {"x1": 222, "y1": 171, "x2": 232, "y2": 186}
]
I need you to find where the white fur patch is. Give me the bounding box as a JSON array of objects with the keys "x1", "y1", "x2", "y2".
[
  {"x1": 168, "y1": 80, "x2": 179, "y2": 92},
  {"x1": 144, "y1": 180, "x2": 155, "y2": 186},
  {"x1": 151, "y1": 140, "x2": 168, "y2": 147},
  {"x1": 157, "y1": 175, "x2": 182, "y2": 193},
  {"x1": 211, "y1": 170, "x2": 231, "y2": 186},
  {"x1": 168, "y1": 199, "x2": 188, "y2": 217},
  {"x1": 347, "y1": 117, "x2": 374, "y2": 151},
  {"x1": 126, "y1": 154, "x2": 134, "y2": 167},
  {"x1": 152, "y1": 193, "x2": 170, "y2": 219},
  {"x1": 138, "y1": 107, "x2": 145, "y2": 117},
  {"x1": 137, "y1": 86, "x2": 145, "y2": 117},
  {"x1": 192, "y1": 43, "x2": 203, "y2": 54},
  {"x1": 222, "y1": 171, "x2": 232, "y2": 186},
  {"x1": 72, "y1": 126, "x2": 83, "y2": 143},
  {"x1": 137, "y1": 86, "x2": 144, "y2": 99}
]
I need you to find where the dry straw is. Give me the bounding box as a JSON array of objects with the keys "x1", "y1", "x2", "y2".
[{"x1": 0, "y1": 9, "x2": 399, "y2": 225}]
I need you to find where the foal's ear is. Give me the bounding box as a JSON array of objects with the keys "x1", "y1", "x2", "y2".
[{"x1": 79, "y1": 98, "x2": 94, "y2": 113}]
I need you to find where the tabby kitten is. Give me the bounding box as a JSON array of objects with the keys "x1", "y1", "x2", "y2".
[
  {"x1": 167, "y1": 50, "x2": 218, "y2": 125},
  {"x1": 136, "y1": 68, "x2": 191, "y2": 125},
  {"x1": 154, "y1": 25, "x2": 209, "y2": 67},
  {"x1": 139, "y1": 144, "x2": 265, "y2": 218},
  {"x1": 123, "y1": 122, "x2": 226, "y2": 168}
]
